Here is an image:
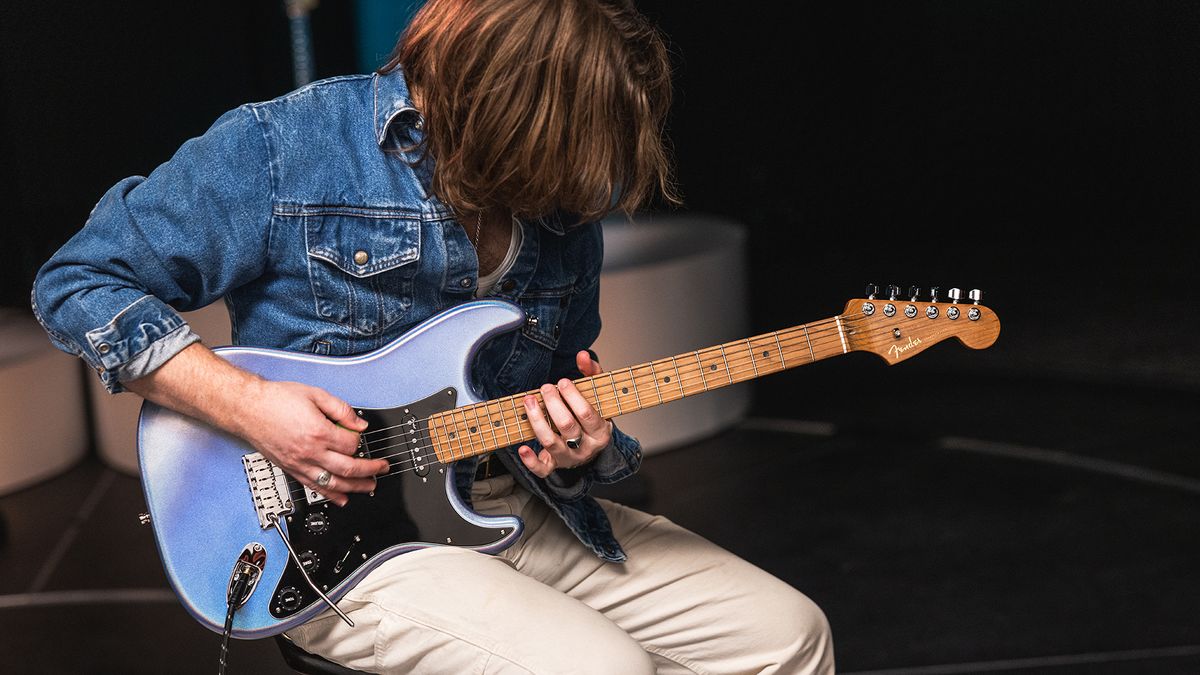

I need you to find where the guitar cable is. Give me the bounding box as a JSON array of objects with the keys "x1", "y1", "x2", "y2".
[{"x1": 219, "y1": 563, "x2": 257, "y2": 675}]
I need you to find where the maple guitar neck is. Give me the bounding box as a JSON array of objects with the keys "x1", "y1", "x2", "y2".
[{"x1": 427, "y1": 292, "x2": 1001, "y2": 464}]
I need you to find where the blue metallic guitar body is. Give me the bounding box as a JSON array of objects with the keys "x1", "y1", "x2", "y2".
[{"x1": 137, "y1": 300, "x2": 527, "y2": 639}]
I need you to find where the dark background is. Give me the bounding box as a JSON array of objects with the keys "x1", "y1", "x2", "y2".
[
  {"x1": 2, "y1": 2, "x2": 1199, "y2": 673},
  {"x1": 2, "y1": 0, "x2": 1197, "y2": 389}
]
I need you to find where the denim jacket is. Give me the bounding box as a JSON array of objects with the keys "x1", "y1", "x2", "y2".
[{"x1": 31, "y1": 68, "x2": 642, "y2": 563}]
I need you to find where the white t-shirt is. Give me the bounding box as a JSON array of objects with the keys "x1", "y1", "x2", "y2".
[{"x1": 475, "y1": 217, "x2": 523, "y2": 297}]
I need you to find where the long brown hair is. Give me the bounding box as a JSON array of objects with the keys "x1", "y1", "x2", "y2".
[{"x1": 379, "y1": 0, "x2": 680, "y2": 224}]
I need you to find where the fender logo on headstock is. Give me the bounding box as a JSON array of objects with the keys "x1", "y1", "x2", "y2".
[{"x1": 887, "y1": 336, "x2": 923, "y2": 360}]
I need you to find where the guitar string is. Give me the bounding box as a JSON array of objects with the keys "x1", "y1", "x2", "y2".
[
  {"x1": 278, "y1": 310, "x2": 960, "y2": 497},
  {"x1": 277, "y1": 317, "x2": 874, "y2": 500},
  {"x1": 352, "y1": 313, "x2": 869, "y2": 443},
  {"x1": 323, "y1": 313, "x2": 868, "y2": 461},
  {"x1": 395, "y1": 307, "x2": 970, "y2": 467},
  {"x1": 364, "y1": 315, "x2": 874, "y2": 465},
  {"x1": 285, "y1": 310, "x2": 919, "y2": 493}
]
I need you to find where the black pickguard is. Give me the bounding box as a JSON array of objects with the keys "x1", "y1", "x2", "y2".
[{"x1": 268, "y1": 388, "x2": 504, "y2": 619}]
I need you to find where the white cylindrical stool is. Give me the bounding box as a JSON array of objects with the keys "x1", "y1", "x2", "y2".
[
  {"x1": 0, "y1": 310, "x2": 89, "y2": 494},
  {"x1": 89, "y1": 302, "x2": 232, "y2": 475},
  {"x1": 595, "y1": 213, "x2": 752, "y2": 455}
]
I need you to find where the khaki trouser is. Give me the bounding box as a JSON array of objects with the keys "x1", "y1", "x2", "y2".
[{"x1": 288, "y1": 475, "x2": 834, "y2": 674}]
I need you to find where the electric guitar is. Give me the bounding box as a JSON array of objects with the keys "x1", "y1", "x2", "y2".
[{"x1": 136, "y1": 286, "x2": 1000, "y2": 638}]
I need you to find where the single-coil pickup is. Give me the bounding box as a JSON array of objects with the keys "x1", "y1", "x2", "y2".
[{"x1": 404, "y1": 417, "x2": 430, "y2": 478}]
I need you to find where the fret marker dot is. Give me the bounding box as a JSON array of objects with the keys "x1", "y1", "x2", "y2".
[
  {"x1": 520, "y1": 413, "x2": 528, "y2": 420},
  {"x1": 622, "y1": 387, "x2": 629, "y2": 394},
  {"x1": 710, "y1": 364, "x2": 717, "y2": 371},
  {"x1": 469, "y1": 426, "x2": 477, "y2": 433},
  {"x1": 664, "y1": 376, "x2": 671, "y2": 383},
  {"x1": 449, "y1": 432, "x2": 456, "y2": 439},
  {"x1": 493, "y1": 421, "x2": 501, "y2": 427},
  {"x1": 763, "y1": 350, "x2": 769, "y2": 357}
]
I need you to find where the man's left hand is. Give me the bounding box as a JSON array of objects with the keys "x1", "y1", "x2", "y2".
[{"x1": 518, "y1": 350, "x2": 613, "y2": 478}]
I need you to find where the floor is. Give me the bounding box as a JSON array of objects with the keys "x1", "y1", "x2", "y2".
[{"x1": 1, "y1": 364, "x2": 1197, "y2": 674}]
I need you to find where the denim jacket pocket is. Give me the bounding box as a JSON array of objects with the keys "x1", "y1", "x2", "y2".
[
  {"x1": 495, "y1": 286, "x2": 573, "y2": 392},
  {"x1": 304, "y1": 211, "x2": 421, "y2": 336}
]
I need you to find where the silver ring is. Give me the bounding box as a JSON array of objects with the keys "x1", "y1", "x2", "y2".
[
  {"x1": 315, "y1": 470, "x2": 332, "y2": 487},
  {"x1": 565, "y1": 436, "x2": 582, "y2": 450}
]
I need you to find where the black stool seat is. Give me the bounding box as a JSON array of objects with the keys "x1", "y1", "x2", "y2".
[{"x1": 275, "y1": 635, "x2": 370, "y2": 675}]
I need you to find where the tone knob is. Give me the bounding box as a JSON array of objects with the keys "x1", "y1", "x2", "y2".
[
  {"x1": 948, "y1": 288, "x2": 962, "y2": 304},
  {"x1": 277, "y1": 586, "x2": 303, "y2": 612},
  {"x1": 298, "y1": 551, "x2": 320, "y2": 575},
  {"x1": 305, "y1": 512, "x2": 329, "y2": 534},
  {"x1": 969, "y1": 289, "x2": 983, "y2": 305}
]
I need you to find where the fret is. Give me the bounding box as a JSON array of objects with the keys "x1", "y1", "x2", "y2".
[
  {"x1": 744, "y1": 338, "x2": 760, "y2": 377},
  {"x1": 717, "y1": 344, "x2": 734, "y2": 385},
  {"x1": 772, "y1": 331, "x2": 788, "y2": 367},
  {"x1": 586, "y1": 377, "x2": 604, "y2": 418},
  {"x1": 747, "y1": 335, "x2": 775, "y2": 374},
  {"x1": 457, "y1": 407, "x2": 478, "y2": 458},
  {"x1": 473, "y1": 404, "x2": 490, "y2": 455},
  {"x1": 445, "y1": 411, "x2": 464, "y2": 461},
  {"x1": 483, "y1": 400, "x2": 503, "y2": 450},
  {"x1": 512, "y1": 395, "x2": 530, "y2": 441},
  {"x1": 429, "y1": 415, "x2": 447, "y2": 462},
  {"x1": 693, "y1": 351, "x2": 709, "y2": 391},
  {"x1": 626, "y1": 367, "x2": 643, "y2": 409},
  {"x1": 669, "y1": 356, "x2": 688, "y2": 398},
  {"x1": 800, "y1": 324, "x2": 817, "y2": 362},
  {"x1": 646, "y1": 362, "x2": 665, "y2": 404},
  {"x1": 500, "y1": 397, "x2": 519, "y2": 446},
  {"x1": 435, "y1": 413, "x2": 452, "y2": 461},
  {"x1": 834, "y1": 316, "x2": 848, "y2": 354},
  {"x1": 606, "y1": 372, "x2": 623, "y2": 414}
]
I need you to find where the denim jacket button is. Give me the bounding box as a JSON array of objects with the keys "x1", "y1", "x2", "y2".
[
  {"x1": 500, "y1": 279, "x2": 516, "y2": 292},
  {"x1": 459, "y1": 277, "x2": 472, "y2": 288},
  {"x1": 96, "y1": 342, "x2": 111, "y2": 354},
  {"x1": 353, "y1": 250, "x2": 369, "y2": 265}
]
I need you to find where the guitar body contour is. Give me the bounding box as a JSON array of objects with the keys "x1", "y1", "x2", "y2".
[{"x1": 138, "y1": 300, "x2": 527, "y2": 638}]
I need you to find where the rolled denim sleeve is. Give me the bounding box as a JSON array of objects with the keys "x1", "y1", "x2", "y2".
[
  {"x1": 540, "y1": 229, "x2": 643, "y2": 500},
  {"x1": 31, "y1": 105, "x2": 273, "y2": 393}
]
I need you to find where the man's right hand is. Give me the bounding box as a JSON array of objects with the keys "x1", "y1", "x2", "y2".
[
  {"x1": 236, "y1": 380, "x2": 391, "y2": 506},
  {"x1": 125, "y1": 342, "x2": 390, "y2": 506}
]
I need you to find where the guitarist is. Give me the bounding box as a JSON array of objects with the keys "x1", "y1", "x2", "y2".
[{"x1": 32, "y1": 0, "x2": 833, "y2": 672}]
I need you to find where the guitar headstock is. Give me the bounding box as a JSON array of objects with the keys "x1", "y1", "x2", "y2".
[{"x1": 842, "y1": 285, "x2": 1000, "y2": 364}]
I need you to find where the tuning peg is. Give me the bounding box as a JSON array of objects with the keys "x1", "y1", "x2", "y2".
[
  {"x1": 907, "y1": 286, "x2": 920, "y2": 302},
  {"x1": 969, "y1": 289, "x2": 983, "y2": 305},
  {"x1": 865, "y1": 283, "x2": 879, "y2": 300},
  {"x1": 887, "y1": 284, "x2": 900, "y2": 301},
  {"x1": 948, "y1": 288, "x2": 962, "y2": 304},
  {"x1": 929, "y1": 286, "x2": 940, "y2": 303}
]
